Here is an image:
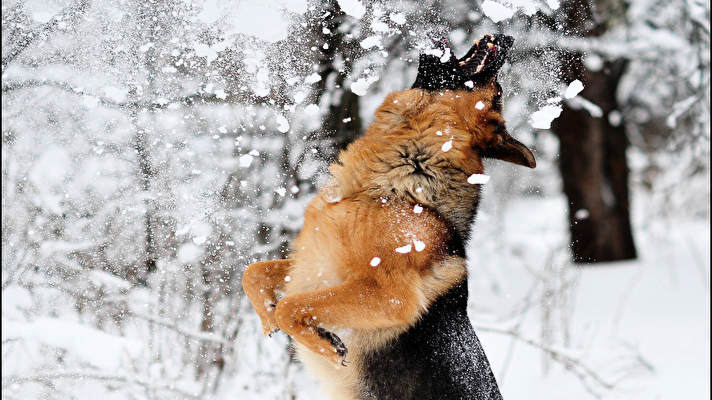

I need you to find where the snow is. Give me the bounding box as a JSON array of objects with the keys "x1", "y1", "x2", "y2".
[
  {"x1": 467, "y1": 174, "x2": 491, "y2": 184},
  {"x1": 103, "y1": 86, "x2": 128, "y2": 102},
  {"x1": 568, "y1": 96, "x2": 604, "y2": 118},
  {"x1": 360, "y1": 36, "x2": 382, "y2": 49},
  {"x1": 475, "y1": 101, "x2": 486, "y2": 110},
  {"x1": 574, "y1": 208, "x2": 590, "y2": 219},
  {"x1": 337, "y1": 0, "x2": 366, "y2": 19},
  {"x1": 452, "y1": 195, "x2": 710, "y2": 400},
  {"x1": 276, "y1": 115, "x2": 290, "y2": 133},
  {"x1": 2, "y1": 318, "x2": 143, "y2": 370},
  {"x1": 440, "y1": 48, "x2": 452, "y2": 63},
  {"x1": 530, "y1": 104, "x2": 563, "y2": 129},
  {"x1": 441, "y1": 139, "x2": 453, "y2": 152},
  {"x1": 481, "y1": 1, "x2": 516, "y2": 23},
  {"x1": 304, "y1": 73, "x2": 322, "y2": 84},
  {"x1": 564, "y1": 79, "x2": 584, "y2": 99},
  {"x1": 176, "y1": 243, "x2": 204, "y2": 263},
  {"x1": 395, "y1": 244, "x2": 412, "y2": 253},
  {"x1": 370, "y1": 257, "x2": 381, "y2": 267},
  {"x1": 389, "y1": 12, "x2": 406, "y2": 25},
  {"x1": 350, "y1": 76, "x2": 379, "y2": 96},
  {"x1": 192, "y1": 236, "x2": 207, "y2": 245},
  {"x1": 239, "y1": 154, "x2": 255, "y2": 167},
  {"x1": 413, "y1": 204, "x2": 423, "y2": 214},
  {"x1": 194, "y1": 41, "x2": 230, "y2": 65},
  {"x1": 413, "y1": 240, "x2": 426, "y2": 252}
]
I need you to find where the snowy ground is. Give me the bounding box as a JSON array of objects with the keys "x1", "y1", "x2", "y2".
[{"x1": 468, "y1": 196, "x2": 710, "y2": 400}]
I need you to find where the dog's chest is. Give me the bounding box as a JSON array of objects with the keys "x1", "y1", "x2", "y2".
[{"x1": 282, "y1": 197, "x2": 349, "y2": 297}]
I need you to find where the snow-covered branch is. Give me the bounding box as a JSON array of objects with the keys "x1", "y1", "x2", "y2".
[
  {"x1": 1, "y1": 0, "x2": 90, "y2": 74},
  {"x1": 475, "y1": 323, "x2": 654, "y2": 397},
  {"x1": 1, "y1": 79, "x2": 279, "y2": 110}
]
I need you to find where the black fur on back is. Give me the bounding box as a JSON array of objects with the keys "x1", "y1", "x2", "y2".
[{"x1": 358, "y1": 238, "x2": 503, "y2": 400}]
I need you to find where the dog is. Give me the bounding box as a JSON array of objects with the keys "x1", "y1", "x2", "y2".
[{"x1": 242, "y1": 34, "x2": 535, "y2": 399}]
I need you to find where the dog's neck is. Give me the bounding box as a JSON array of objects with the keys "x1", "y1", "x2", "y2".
[{"x1": 328, "y1": 136, "x2": 481, "y2": 242}]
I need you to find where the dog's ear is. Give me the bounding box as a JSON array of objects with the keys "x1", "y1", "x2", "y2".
[{"x1": 481, "y1": 128, "x2": 536, "y2": 168}]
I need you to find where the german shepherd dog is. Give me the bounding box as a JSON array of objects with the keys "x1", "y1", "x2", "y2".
[{"x1": 242, "y1": 34, "x2": 535, "y2": 400}]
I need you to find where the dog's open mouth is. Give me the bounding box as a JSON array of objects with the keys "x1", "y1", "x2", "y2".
[
  {"x1": 412, "y1": 34, "x2": 514, "y2": 91},
  {"x1": 457, "y1": 34, "x2": 513, "y2": 76}
]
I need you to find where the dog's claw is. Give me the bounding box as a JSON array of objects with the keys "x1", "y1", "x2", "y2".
[{"x1": 317, "y1": 327, "x2": 349, "y2": 361}]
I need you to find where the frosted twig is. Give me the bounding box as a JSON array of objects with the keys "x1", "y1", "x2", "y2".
[
  {"x1": 129, "y1": 310, "x2": 228, "y2": 345},
  {"x1": 1, "y1": 0, "x2": 90, "y2": 73},
  {"x1": 1, "y1": 79, "x2": 278, "y2": 110},
  {"x1": 474, "y1": 324, "x2": 616, "y2": 395}
]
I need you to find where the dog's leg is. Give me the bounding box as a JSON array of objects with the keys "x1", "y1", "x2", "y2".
[
  {"x1": 242, "y1": 259, "x2": 294, "y2": 336},
  {"x1": 274, "y1": 278, "x2": 427, "y2": 366}
]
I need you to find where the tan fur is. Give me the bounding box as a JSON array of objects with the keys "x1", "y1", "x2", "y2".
[{"x1": 242, "y1": 84, "x2": 533, "y2": 399}]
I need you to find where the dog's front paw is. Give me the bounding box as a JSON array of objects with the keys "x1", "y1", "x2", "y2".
[{"x1": 317, "y1": 327, "x2": 349, "y2": 367}]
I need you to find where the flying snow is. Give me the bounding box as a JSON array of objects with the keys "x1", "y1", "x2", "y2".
[
  {"x1": 413, "y1": 204, "x2": 423, "y2": 214},
  {"x1": 395, "y1": 244, "x2": 412, "y2": 254},
  {"x1": 564, "y1": 79, "x2": 584, "y2": 99},
  {"x1": 389, "y1": 12, "x2": 406, "y2": 25},
  {"x1": 530, "y1": 105, "x2": 563, "y2": 129},
  {"x1": 475, "y1": 101, "x2": 486, "y2": 110},
  {"x1": 239, "y1": 154, "x2": 254, "y2": 168},
  {"x1": 304, "y1": 73, "x2": 322, "y2": 84},
  {"x1": 442, "y1": 139, "x2": 453, "y2": 152},
  {"x1": 276, "y1": 115, "x2": 290, "y2": 133},
  {"x1": 370, "y1": 257, "x2": 381, "y2": 267},
  {"x1": 360, "y1": 36, "x2": 382, "y2": 49},
  {"x1": 481, "y1": 0, "x2": 516, "y2": 22},
  {"x1": 351, "y1": 76, "x2": 379, "y2": 96},
  {"x1": 337, "y1": 0, "x2": 366, "y2": 19},
  {"x1": 413, "y1": 240, "x2": 426, "y2": 252},
  {"x1": 467, "y1": 174, "x2": 491, "y2": 184},
  {"x1": 575, "y1": 209, "x2": 590, "y2": 219}
]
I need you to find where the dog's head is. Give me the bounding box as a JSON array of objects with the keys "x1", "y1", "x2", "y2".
[
  {"x1": 332, "y1": 35, "x2": 534, "y2": 236},
  {"x1": 403, "y1": 34, "x2": 536, "y2": 169}
]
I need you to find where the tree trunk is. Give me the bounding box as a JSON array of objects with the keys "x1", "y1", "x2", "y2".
[{"x1": 552, "y1": 57, "x2": 637, "y2": 263}]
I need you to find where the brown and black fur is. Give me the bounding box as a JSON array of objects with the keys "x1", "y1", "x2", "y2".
[{"x1": 242, "y1": 34, "x2": 535, "y2": 400}]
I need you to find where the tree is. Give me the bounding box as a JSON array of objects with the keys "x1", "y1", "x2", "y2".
[{"x1": 549, "y1": 0, "x2": 637, "y2": 263}]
